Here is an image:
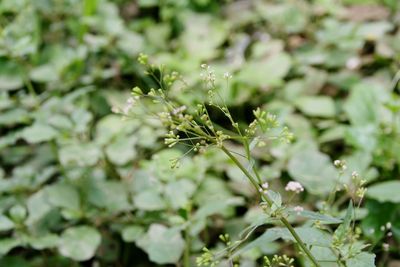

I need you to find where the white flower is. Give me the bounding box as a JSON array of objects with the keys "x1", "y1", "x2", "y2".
[
  {"x1": 386, "y1": 222, "x2": 392, "y2": 229},
  {"x1": 351, "y1": 171, "x2": 359, "y2": 178},
  {"x1": 382, "y1": 243, "x2": 389, "y2": 251},
  {"x1": 334, "y1": 159, "x2": 347, "y2": 171},
  {"x1": 285, "y1": 181, "x2": 304, "y2": 193},
  {"x1": 293, "y1": 206, "x2": 304, "y2": 214},
  {"x1": 223, "y1": 72, "x2": 232, "y2": 79},
  {"x1": 346, "y1": 57, "x2": 361, "y2": 70},
  {"x1": 262, "y1": 182, "x2": 269, "y2": 189}
]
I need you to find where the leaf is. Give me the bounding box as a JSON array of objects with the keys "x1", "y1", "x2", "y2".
[
  {"x1": 87, "y1": 180, "x2": 131, "y2": 213},
  {"x1": 29, "y1": 234, "x2": 59, "y2": 250},
  {"x1": 136, "y1": 224, "x2": 184, "y2": 264},
  {"x1": 344, "y1": 82, "x2": 381, "y2": 127},
  {"x1": 45, "y1": 183, "x2": 80, "y2": 211},
  {"x1": 288, "y1": 149, "x2": 337, "y2": 195},
  {"x1": 21, "y1": 124, "x2": 58, "y2": 144},
  {"x1": 295, "y1": 96, "x2": 336, "y2": 118},
  {"x1": 334, "y1": 200, "x2": 353, "y2": 244},
  {"x1": 133, "y1": 189, "x2": 166, "y2": 211},
  {"x1": 0, "y1": 239, "x2": 20, "y2": 255},
  {"x1": 58, "y1": 226, "x2": 101, "y2": 261},
  {"x1": 293, "y1": 210, "x2": 342, "y2": 224},
  {"x1": 345, "y1": 252, "x2": 375, "y2": 267},
  {"x1": 121, "y1": 225, "x2": 144, "y2": 242},
  {"x1": 238, "y1": 53, "x2": 292, "y2": 87},
  {"x1": 165, "y1": 179, "x2": 196, "y2": 209},
  {"x1": 0, "y1": 215, "x2": 14, "y2": 231},
  {"x1": 59, "y1": 143, "x2": 101, "y2": 167},
  {"x1": 105, "y1": 136, "x2": 136, "y2": 165},
  {"x1": 367, "y1": 181, "x2": 400, "y2": 203}
]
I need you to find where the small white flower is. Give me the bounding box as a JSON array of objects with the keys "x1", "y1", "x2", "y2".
[
  {"x1": 223, "y1": 72, "x2": 232, "y2": 79},
  {"x1": 200, "y1": 63, "x2": 208, "y2": 69},
  {"x1": 387, "y1": 232, "x2": 393, "y2": 237},
  {"x1": 386, "y1": 222, "x2": 392, "y2": 229},
  {"x1": 382, "y1": 243, "x2": 389, "y2": 251},
  {"x1": 293, "y1": 206, "x2": 304, "y2": 214},
  {"x1": 351, "y1": 171, "x2": 359, "y2": 178},
  {"x1": 127, "y1": 97, "x2": 135, "y2": 105},
  {"x1": 262, "y1": 182, "x2": 269, "y2": 189},
  {"x1": 334, "y1": 160, "x2": 341, "y2": 166},
  {"x1": 346, "y1": 57, "x2": 361, "y2": 70},
  {"x1": 285, "y1": 181, "x2": 304, "y2": 194},
  {"x1": 380, "y1": 225, "x2": 386, "y2": 231},
  {"x1": 111, "y1": 106, "x2": 120, "y2": 114}
]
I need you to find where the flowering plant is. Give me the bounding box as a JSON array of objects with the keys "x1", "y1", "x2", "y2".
[{"x1": 113, "y1": 54, "x2": 377, "y2": 267}]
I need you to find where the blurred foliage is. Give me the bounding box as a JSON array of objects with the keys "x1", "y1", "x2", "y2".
[{"x1": 0, "y1": 0, "x2": 399, "y2": 266}]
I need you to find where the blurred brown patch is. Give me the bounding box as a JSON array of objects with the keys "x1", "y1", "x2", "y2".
[{"x1": 342, "y1": 5, "x2": 389, "y2": 22}]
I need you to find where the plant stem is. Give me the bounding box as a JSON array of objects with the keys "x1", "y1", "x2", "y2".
[{"x1": 221, "y1": 146, "x2": 321, "y2": 267}]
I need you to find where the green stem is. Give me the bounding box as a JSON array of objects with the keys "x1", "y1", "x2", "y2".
[
  {"x1": 221, "y1": 146, "x2": 321, "y2": 267},
  {"x1": 184, "y1": 229, "x2": 190, "y2": 267}
]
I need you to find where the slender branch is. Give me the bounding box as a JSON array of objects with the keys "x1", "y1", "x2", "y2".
[{"x1": 221, "y1": 146, "x2": 321, "y2": 267}]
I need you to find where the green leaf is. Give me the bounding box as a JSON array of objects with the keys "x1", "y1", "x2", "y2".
[
  {"x1": 29, "y1": 234, "x2": 59, "y2": 250},
  {"x1": 344, "y1": 82, "x2": 381, "y2": 127},
  {"x1": 59, "y1": 143, "x2": 101, "y2": 166},
  {"x1": 238, "y1": 53, "x2": 292, "y2": 87},
  {"x1": 105, "y1": 136, "x2": 136, "y2": 165},
  {"x1": 295, "y1": 96, "x2": 336, "y2": 118},
  {"x1": 165, "y1": 179, "x2": 196, "y2": 209},
  {"x1": 58, "y1": 226, "x2": 101, "y2": 261},
  {"x1": 345, "y1": 252, "x2": 375, "y2": 267},
  {"x1": 133, "y1": 189, "x2": 166, "y2": 211},
  {"x1": 45, "y1": 183, "x2": 80, "y2": 211},
  {"x1": 293, "y1": 210, "x2": 342, "y2": 224},
  {"x1": 87, "y1": 180, "x2": 131, "y2": 212},
  {"x1": 21, "y1": 124, "x2": 58, "y2": 144},
  {"x1": 121, "y1": 225, "x2": 144, "y2": 242},
  {"x1": 367, "y1": 181, "x2": 400, "y2": 203},
  {"x1": 0, "y1": 239, "x2": 20, "y2": 255},
  {"x1": 0, "y1": 215, "x2": 14, "y2": 231},
  {"x1": 334, "y1": 200, "x2": 353, "y2": 244},
  {"x1": 136, "y1": 224, "x2": 184, "y2": 264},
  {"x1": 288, "y1": 149, "x2": 337, "y2": 195}
]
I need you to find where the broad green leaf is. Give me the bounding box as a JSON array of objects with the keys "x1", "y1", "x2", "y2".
[
  {"x1": 87, "y1": 181, "x2": 131, "y2": 212},
  {"x1": 0, "y1": 239, "x2": 20, "y2": 255},
  {"x1": 288, "y1": 149, "x2": 337, "y2": 195},
  {"x1": 344, "y1": 82, "x2": 381, "y2": 127},
  {"x1": 45, "y1": 183, "x2": 80, "y2": 211},
  {"x1": 0, "y1": 215, "x2": 14, "y2": 231},
  {"x1": 238, "y1": 53, "x2": 292, "y2": 87},
  {"x1": 136, "y1": 224, "x2": 184, "y2": 264},
  {"x1": 105, "y1": 136, "x2": 136, "y2": 165},
  {"x1": 29, "y1": 234, "x2": 59, "y2": 250},
  {"x1": 165, "y1": 179, "x2": 196, "y2": 209},
  {"x1": 59, "y1": 143, "x2": 101, "y2": 166},
  {"x1": 133, "y1": 189, "x2": 165, "y2": 211},
  {"x1": 21, "y1": 124, "x2": 57, "y2": 143},
  {"x1": 58, "y1": 226, "x2": 101, "y2": 261},
  {"x1": 121, "y1": 225, "x2": 144, "y2": 242},
  {"x1": 295, "y1": 96, "x2": 336, "y2": 118},
  {"x1": 293, "y1": 210, "x2": 342, "y2": 224},
  {"x1": 345, "y1": 252, "x2": 375, "y2": 267},
  {"x1": 367, "y1": 181, "x2": 400, "y2": 203}
]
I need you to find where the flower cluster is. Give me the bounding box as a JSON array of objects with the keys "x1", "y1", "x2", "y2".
[{"x1": 285, "y1": 181, "x2": 304, "y2": 194}]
